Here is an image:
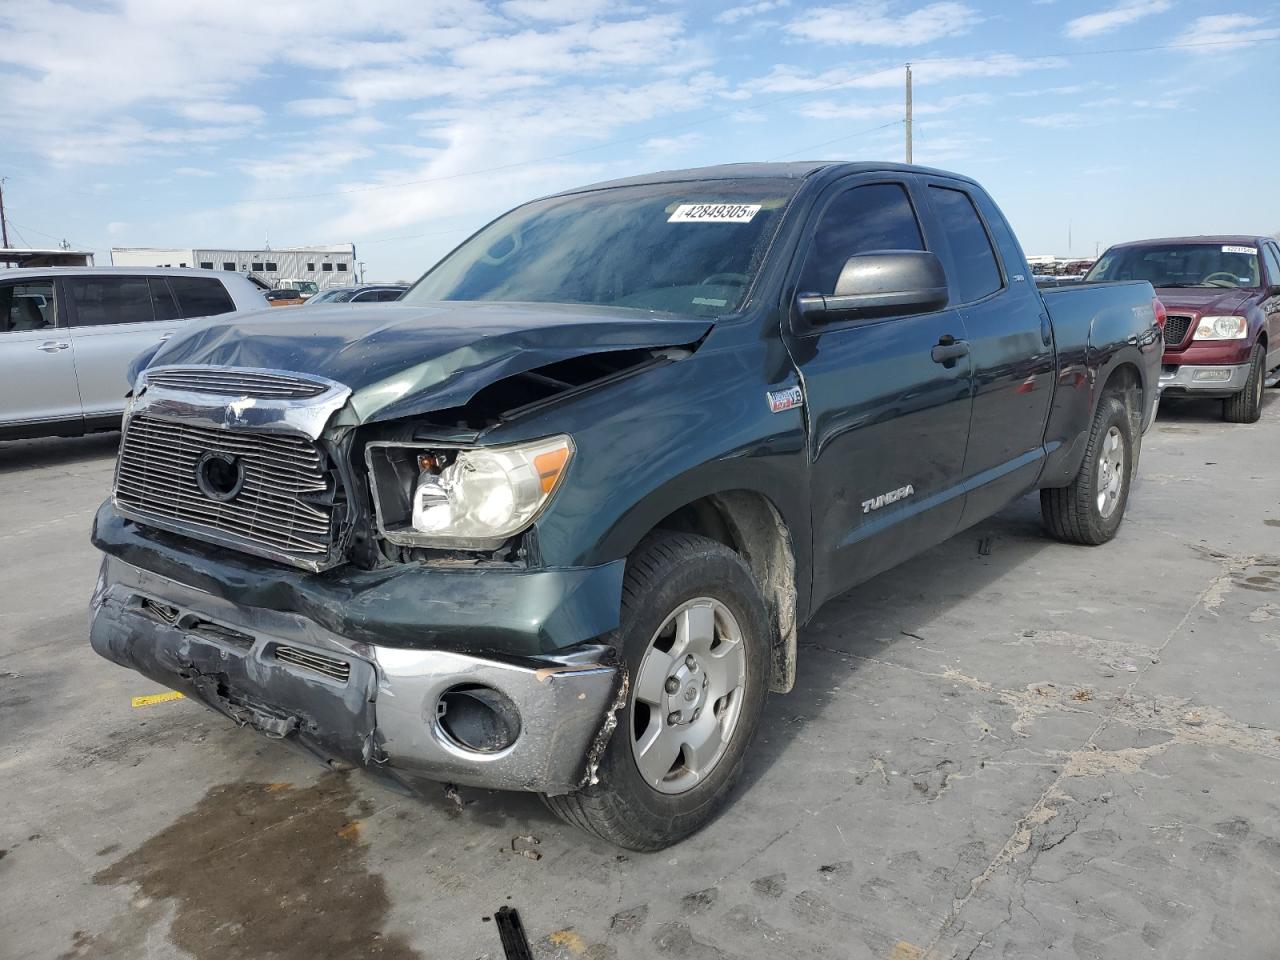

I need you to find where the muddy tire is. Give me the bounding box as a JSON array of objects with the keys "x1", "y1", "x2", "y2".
[
  {"x1": 1040, "y1": 394, "x2": 1133, "y2": 546},
  {"x1": 543, "y1": 532, "x2": 770, "y2": 851},
  {"x1": 1223, "y1": 343, "x2": 1265, "y2": 424}
]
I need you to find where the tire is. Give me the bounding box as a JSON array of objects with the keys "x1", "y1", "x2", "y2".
[
  {"x1": 1040, "y1": 394, "x2": 1133, "y2": 546},
  {"x1": 1223, "y1": 344, "x2": 1266, "y2": 423},
  {"x1": 543, "y1": 532, "x2": 771, "y2": 850}
]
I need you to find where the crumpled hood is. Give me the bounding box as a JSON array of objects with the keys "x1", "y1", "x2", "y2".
[
  {"x1": 1154, "y1": 287, "x2": 1257, "y2": 317},
  {"x1": 140, "y1": 301, "x2": 712, "y2": 424}
]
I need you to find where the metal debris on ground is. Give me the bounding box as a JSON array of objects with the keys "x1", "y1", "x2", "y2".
[
  {"x1": 494, "y1": 905, "x2": 535, "y2": 960},
  {"x1": 978, "y1": 535, "x2": 994, "y2": 556},
  {"x1": 444, "y1": 783, "x2": 464, "y2": 809},
  {"x1": 510, "y1": 835, "x2": 542, "y2": 861}
]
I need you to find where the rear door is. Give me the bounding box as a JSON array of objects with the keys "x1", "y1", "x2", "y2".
[
  {"x1": 919, "y1": 178, "x2": 1055, "y2": 526},
  {"x1": 64, "y1": 275, "x2": 182, "y2": 419},
  {"x1": 784, "y1": 176, "x2": 973, "y2": 608},
  {"x1": 0, "y1": 277, "x2": 83, "y2": 431}
]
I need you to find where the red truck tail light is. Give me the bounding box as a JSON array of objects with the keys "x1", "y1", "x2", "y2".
[{"x1": 1152, "y1": 297, "x2": 1167, "y2": 331}]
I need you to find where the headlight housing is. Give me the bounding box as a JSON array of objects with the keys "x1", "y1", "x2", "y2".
[
  {"x1": 366, "y1": 436, "x2": 573, "y2": 550},
  {"x1": 1192, "y1": 315, "x2": 1248, "y2": 340}
]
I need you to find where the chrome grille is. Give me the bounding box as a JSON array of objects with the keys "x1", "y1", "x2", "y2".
[
  {"x1": 1164, "y1": 315, "x2": 1192, "y2": 346},
  {"x1": 114, "y1": 415, "x2": 334, "y2": 565},
  {"x1": 145, "y1": 368, "x2": 329, "y2": 399},
  {"x1": 274, "y1": 645, "x2": 351, "y2": 683}
]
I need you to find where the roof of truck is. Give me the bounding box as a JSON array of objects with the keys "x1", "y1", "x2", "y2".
[
  {"x1": 556, "y1": 161, "x2": 975, "y2": 196},
  {"x1": 1108, "y1": 235, "x2": 1270, "y2": 248}
]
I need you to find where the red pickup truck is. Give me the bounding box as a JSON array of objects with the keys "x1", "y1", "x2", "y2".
[{"x1": 1086, "y1": 235, "x2": 1280, "y2": 422}]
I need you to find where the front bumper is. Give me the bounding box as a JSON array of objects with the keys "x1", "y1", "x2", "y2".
[
  {"x1": 90, "y1": 554, "x2": 620, "y2": 794},
  {"x1": 1158, "y1": 361, "x2": 1252, "y2": 397}
]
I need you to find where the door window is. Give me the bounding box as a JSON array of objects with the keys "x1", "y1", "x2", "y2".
[
  {"x1": 798, "y1": 183, "x2": 925, "y2": 296},
  {"x1": 928, "y1": 186, "x2": 1003, "y2": 304},
  {"x1": 0, "y1": 281, "x2": 56, "y2": 332},
  {"x1": 168, "y1": 277, "x2": 237, "y2": 318},
  {"x1": 377, "y1": 290, "x2": 403, "y2": 301},
  {"x1": 149, "y1": 278, "x2": 180, "y2": 322},
  {"x1": 66, "y1": 276, "x2": 157, "y2": 326},
  {"x1": 1261, "y1": 243, "x2": 1280, "y2": 287}
]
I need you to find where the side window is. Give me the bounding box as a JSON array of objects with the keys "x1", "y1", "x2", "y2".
[
  {"x1": 378, "y1": 290, "x2": 403, "y2": 301},
  {"x1": 0, "y1": 280, "x2": 56, "y2": 333},
  {"x1": 337, "y1": 263, "x2": 349, "y2": 272},
  {"x1": 322, "y1": 263, "x2": 334, "y2": 272},
  {"x1": 1262, "y1": 243, "x2": 1280, "y2": 287},
  {"x1": 168, "y1": 277, "x2": 237, "y2": 319},
  {"x1": 222, "y1": 262, "x2": 235, "y2": 271},
  {"x1": 200, "y1": 261, "x2": 214, "y2": 270},
  {"x1": 351, "y1": 291, "x2": 374, "y2": 303},
  {"x1": 928, "y1": 186, "x2": 1003, "y2": 303},
  {"x1": 265, "y1": 261, "x2": 278, "y2": 272},
  {"x1": 149, "y1": 278, "x2": 180, "y2": 322},
  {"x1": 798, "y1": 183, "x2": 924, "y2": 296},
  {"x1": 66, "y1": 276, "x2": 157, "y2": 326}
]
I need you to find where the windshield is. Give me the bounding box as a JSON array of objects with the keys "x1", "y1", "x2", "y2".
[
  {"x1": 1086, "y1": 243, "x2": 1261, "y2": 289},
  {"x1": 306, "y1": 288, "x2": 353, "y2": 305},
  {"x1": 401, "y1": 179, "x2": 799, "y2": 317}
]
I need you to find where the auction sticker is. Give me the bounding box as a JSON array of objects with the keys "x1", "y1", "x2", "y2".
[
  {"x1": 669, "y1": 203, "x2": 760, "y2": 223},
  {"x1": 1222, "y1": 245, "x2": 1257, "y2": 255}
]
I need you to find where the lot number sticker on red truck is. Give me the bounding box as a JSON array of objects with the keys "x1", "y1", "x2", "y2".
[{"x1": 669, "y1": 204, "x2": 761, "y2": 223}]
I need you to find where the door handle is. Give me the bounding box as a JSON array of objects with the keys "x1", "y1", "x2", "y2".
[
  {"x1": 931, "y1": 336, "x2": 970, "y2": 365},
  {"x1": 37, "y1": 340, "x2": 71, "y2": 353}
]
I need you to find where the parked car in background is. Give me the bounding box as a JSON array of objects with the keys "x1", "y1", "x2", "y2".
[
  {"x1": 1086, "y1": 236, "x2": 1280, "y2": 422},
  {"x1": 275, "y1": 278, "x2": 320, "y2": 299},
  {"x1": 89, "y1": 161, "x2": 1162, "y2": 850},
  {"x1": 0, "y1": 267, "x2": 262, "y2": 440},
  {"x1": 264, "y1": 289, "x2": 306, "y2": 307},
  {"x1": 305, "y1": 284, "x2": 407, "y2": 305}
]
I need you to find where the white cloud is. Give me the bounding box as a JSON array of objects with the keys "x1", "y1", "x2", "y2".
[
  {"x1": 642, "y1": 132, "x2": 706, "y2": 153},
  {"x1": 715, "y1": 1, "x2": 789, "y2": 24},
  {"x1": 1063, "y1": 0, "x2": 1172, "y2": 40},
  {"x1": 1174, "y1": 14, "x2": 1280, "y2": 53},
  {"x1": 501, "y1": 0, "x2": 617, "y2": 20},
  {"x1": 1021, "y1": 112, "x2": 1090, "y2": 128},
  {"x1": 180, "y1": 102, "x2": 264, "y2": 125},
  {"x1": 784, "y1": 2, "x2": 981, "y2": 46},
  {"x1": 287, "y1": 98, "x2": 358, "y2": 117}
]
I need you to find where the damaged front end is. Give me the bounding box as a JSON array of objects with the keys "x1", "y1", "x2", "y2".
[{"x1": 90, "y1": 303, "x2": 702, "y2": 794}]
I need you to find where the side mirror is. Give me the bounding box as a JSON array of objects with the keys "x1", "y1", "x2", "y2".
[{"x1": 796, "y1": 250, "x2": 949, "y2": 324}]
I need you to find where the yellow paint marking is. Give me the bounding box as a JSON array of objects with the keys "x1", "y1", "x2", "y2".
[
  {"x1": 337, "y1": 821, "x2": 363, "y2": 841},
  {"x1": 131, "y1": 691, "x2": 185, "y2": 708},
  {"x1": 888, "y1": 942, "x2": 941, "y2": 960},
  {"x1": 265, "y1": 782, "x2": 293, "y2": 793},
  {"x1": 548, "y1": 930, "x2": 587, "y2": 954}
]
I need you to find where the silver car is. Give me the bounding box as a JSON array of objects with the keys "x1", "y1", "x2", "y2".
[{"x1": 0, "y1": 267, "x2": 264, "y2": 440}]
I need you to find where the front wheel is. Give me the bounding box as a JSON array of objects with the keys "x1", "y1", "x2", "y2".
[
  {"x1": 543, "y1": 532, "x2": 771, "y2": 850},
  {"x1": 1223, "y1": 343, "x2": 1265, "y2": 423},
  {"x1": 1041, "y1": 394, "x2": 1134, "y2": 545}
]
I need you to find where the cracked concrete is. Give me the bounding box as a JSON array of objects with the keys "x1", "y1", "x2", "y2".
[{"x1": 2, "y1": 395, "x2": 1279, "y2": 959}]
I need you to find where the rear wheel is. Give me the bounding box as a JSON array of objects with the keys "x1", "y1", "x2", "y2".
[
  {"x1": 1041, "y1": 394, "x2": 1133, "y2": 546},
  {"x1": 543, "y1": 532, "x2": 770, "y2": 850},
  {"x1": 1223, "y1": 344, "x2": 1265, "y2": 423}
]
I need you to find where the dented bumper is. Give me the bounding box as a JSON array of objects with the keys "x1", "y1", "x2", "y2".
[{"x1": 90, "y1": 550, "x2": 622, "y2": 796}]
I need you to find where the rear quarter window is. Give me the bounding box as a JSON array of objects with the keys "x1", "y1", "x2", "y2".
[{"x1": 169, "y1": 277, "x2": 237, "y2": 318}]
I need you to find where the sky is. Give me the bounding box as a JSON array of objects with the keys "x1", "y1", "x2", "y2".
[{"x1": 1, "y1": 0, "x2": 1278, "y2": 280}]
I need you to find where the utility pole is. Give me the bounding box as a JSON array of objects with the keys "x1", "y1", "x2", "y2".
[
  {"x1": 0, "y1": 177, "x2": 10, "y2": 249},
  {"x1": 904, "y1": 63, "x2": 913, "y2": 165}
]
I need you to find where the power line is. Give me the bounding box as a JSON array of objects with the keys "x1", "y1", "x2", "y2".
[{"x1": 765, "y1": 121, "x2": 903, "y2": 161}]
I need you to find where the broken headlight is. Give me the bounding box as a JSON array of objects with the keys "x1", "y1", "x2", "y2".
[{"x1": 366, "y1": 436, "x2": 573, "y2": 550}]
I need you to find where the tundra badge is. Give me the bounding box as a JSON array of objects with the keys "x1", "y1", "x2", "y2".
[
  {"x1": 862, "y1": 484, "x2": 915, "y2": 514},
  {"x1": 766, "y1": 385, "x2": 804, "y2": 413}
]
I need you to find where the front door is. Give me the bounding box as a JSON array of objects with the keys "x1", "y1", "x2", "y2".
[
  {"x1": 784, "y1": 178, "x2": 973, "y2": 609},
  {"x1": 0, "y1": 277, "x2": 83, "y2": 433}
]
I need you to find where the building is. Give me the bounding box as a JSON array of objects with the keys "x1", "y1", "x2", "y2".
[
  {"x1": 0, "y1": 248, "x2": 95, "y2": 268},
  {"x1": 110, "y1": 244, "x2": 357, "y2": 290}
]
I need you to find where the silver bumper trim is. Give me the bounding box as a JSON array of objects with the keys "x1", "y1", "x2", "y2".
[
  {"x1": 1158, "y1": 361, "x2": 1252, "y2": 394},
  {"x1": 91, "y1": 556, "x2": 617, "y2": 795}
]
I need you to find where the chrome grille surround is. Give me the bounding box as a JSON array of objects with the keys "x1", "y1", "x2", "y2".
[
  {"x1": 144, "y1": 367, "x2": 330, "y2": 399},
  {"x1": 114, "y1": 368, "x2": 354, "y2": 571}
]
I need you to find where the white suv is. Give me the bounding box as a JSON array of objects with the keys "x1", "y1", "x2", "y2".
[{"x1": 0, "y1": 267, "x2": 265, "y2": 440}]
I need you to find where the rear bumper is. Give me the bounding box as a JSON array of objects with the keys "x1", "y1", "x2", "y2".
[
  {"x1": 1158, "y1": 361, "x2": 1252, "y2": 397},
  {"x1": 90, "y1": 555, "x2": 620, "y2": 794}
]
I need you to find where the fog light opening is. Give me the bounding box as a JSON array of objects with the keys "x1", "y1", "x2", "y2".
[{"x1": 436, "y1": 684, "x2": 521, "y2": 754}]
